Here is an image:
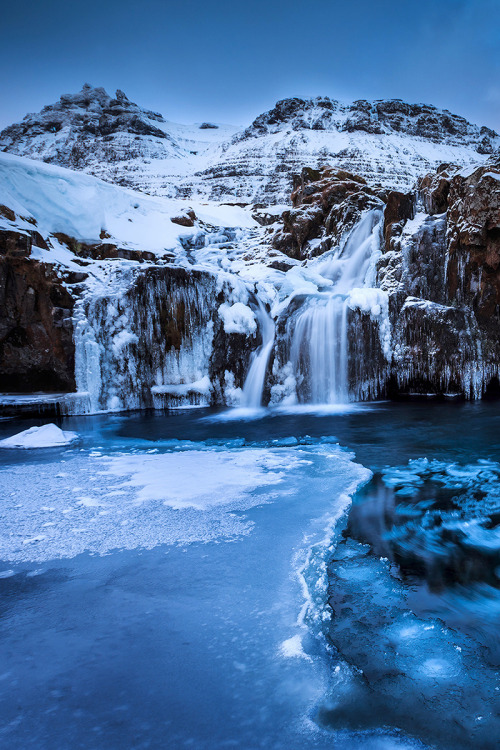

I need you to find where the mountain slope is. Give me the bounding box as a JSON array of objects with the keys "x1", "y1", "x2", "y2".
[
  {"x1": 0, "y1": 84, "x2": 237, "y2": 194},
  {"x1": 1, "y1": 86, "x2": 498, "y2": 204},
  {"x1": 187, "y1": 97, "x2": 499, "y2": 202}
]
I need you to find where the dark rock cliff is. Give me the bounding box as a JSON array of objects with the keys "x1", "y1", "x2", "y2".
[{"x1": 0, "y1": 229, "x2": 76, "y2": 391}]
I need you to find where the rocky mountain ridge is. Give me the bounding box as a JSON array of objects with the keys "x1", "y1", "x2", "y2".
[{"x1": 1, "y1": 85, "x2": 497, "y2": 203}]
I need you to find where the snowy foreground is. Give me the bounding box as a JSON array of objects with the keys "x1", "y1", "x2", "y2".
[{"x1": 0, "y1": 403, "x2": 499, "y2": 750}]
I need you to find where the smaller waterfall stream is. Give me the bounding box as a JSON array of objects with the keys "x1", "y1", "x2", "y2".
[
  {"x1": 289, "y1": 209, "x2": 383, "y2": 405},
  {"x1": 241, "y1": 300, "x2": 275, "y2": 408}
]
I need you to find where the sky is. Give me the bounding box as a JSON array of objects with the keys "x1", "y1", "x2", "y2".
[{"x1": 1, "y1": 0, "x2": 500, "y2": 131}]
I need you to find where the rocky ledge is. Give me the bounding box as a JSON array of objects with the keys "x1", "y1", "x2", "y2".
[{"x1": 272, "y1": 155, "x2": 500, "y2": 399}]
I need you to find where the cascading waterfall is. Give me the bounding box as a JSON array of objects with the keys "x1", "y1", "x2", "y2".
[
  {"x1": 288, "y1": 209, "x2": 384, "y2": 404},
  {"x1": 290, "y1": 295, "x2": 349, "y2": 404},
  {"x1": 240, "y1": 299, "x2": 275, "y2": 408},
  {"x1": 71, "y1": 213, "x2": 385, "y2": 414}
]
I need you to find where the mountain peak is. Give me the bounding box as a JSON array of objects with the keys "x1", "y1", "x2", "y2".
[{"x1": 1, "y1": 87, "x2": 498, "y2": 203}]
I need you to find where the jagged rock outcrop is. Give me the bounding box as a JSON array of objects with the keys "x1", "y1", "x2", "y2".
[
  {"x1": 0, "y1": 84, "x2": 235, "y2": 194},
  {"x1": 272, "y1": 166, "x2": 384, "y2": 259},
  {"x1": 379, "y1": 155, "x2": 500, "y2": 397},
  {"x1": 190, "y1": 97, "x2": 498, "y2": 203},
  {"x1": 244, "y1": 97, "x2": 497, "y2": 148},
  {"x1": 0, "y1": 84, "x2": 176, "y2": 173},
  {"x1": 271, "y1": 154, "x2": 500, "y2": 400}
]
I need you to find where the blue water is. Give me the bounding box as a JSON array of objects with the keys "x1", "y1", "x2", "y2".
[{"x1": 0, "y1": 402, "x2": 500, "y2": 749}]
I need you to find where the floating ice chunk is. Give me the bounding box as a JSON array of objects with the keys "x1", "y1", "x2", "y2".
[
  {"x1": 218, "y1": 302, "x2": 257, "y2": 335},
  {"x1": 279, "y1": 635, "x2": 312, "y2": 661},
  {"x1": 0, "y1": 423, "x2": 78, "y2": 449}
]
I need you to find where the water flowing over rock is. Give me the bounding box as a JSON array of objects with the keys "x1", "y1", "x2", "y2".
[
  {"x1": 240, "y1": 299, "x2": 275, "y2": 408},
  {"x1": 279, "y1": 209, "x2": 385, "y2": 404},
  {"x1": 268, "y1": 157, "x2": 500, "y2": 402},
  {"x1": 2, "y1": 89, "x2": 500, "y2": 412}
]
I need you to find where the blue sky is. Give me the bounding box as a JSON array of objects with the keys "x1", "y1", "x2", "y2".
[{"x1": 2, "y1": 0, "x2": 499, "y2": 130}]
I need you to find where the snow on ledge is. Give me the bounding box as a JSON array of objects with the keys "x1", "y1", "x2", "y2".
[
  {"x1": 218, "y1": 302, "x2": 257, "y2": 335},
  {"x1": 151, "y1": 376, "x2": 211, "y2": 396},
  {"x1": 0, "y1": 423, "x2": 78, "y2": 449}
]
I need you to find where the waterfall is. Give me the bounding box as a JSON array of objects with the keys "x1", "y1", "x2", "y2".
[
  {"x1": 241, "y1": 299, "x2": 275, "y2": 408},
  {"x1": 288, "y1": 209, "x2": 384, "y2": 404}
]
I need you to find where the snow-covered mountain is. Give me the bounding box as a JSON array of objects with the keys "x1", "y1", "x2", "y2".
[
  {"x1": 0, "y1": 84, "x2": 237, "y2": 196},
  {"x1": 1, "y1": 85, "x2": 498, "y2": 203}
]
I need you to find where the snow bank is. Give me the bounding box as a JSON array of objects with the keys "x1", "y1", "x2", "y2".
[
  {"x1": 0, "y1": 153, "x2": 257, "y2": 256},
  {"x1": 218, "y1": 302, "x2": 257, "y2": 335},
  {"x1": 0, "y1": 423, "x2": 78, "y2": 449}
]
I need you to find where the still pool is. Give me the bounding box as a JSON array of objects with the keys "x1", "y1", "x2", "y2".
[{"x1": 0, "y1": 401, "x2": 499, "y2": 749}]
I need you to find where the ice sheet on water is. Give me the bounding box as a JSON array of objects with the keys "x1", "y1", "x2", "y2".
[
  {"x1": 104, "y1": 449, "x2": 298, "y2": 509},
  {"x1": 0, "y1": 443, "x2": 363, "y2": 563},
  {"x1": 322, "y1": 537, "x2": 500, "y2": 748}
]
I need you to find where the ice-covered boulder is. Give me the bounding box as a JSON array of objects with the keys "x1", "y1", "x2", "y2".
[{"x1": 0, "y1": 423, "x2": 78, "y2": 448}]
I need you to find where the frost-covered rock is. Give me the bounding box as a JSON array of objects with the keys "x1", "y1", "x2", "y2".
[
  {"x1": 0, "y1": 423, "x2": 78, "y2": 448},
  {"x1": 270, "y1": 155, "x2": 500, "y2": 401},
  {"x1": 272, "y1": 166, "x2": 384, "y2": 260}
]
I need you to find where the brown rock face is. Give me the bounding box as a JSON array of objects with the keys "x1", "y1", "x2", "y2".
[
  {"x1": 417, "y1": 163, "x2": 458, "y2": 215},
  {"x1": 272, "y1": 166, "x2": 383, "y2": 260},
  {"x1": 0, "y1": 240, "x2": 76, "y2": 392},
  {"x1": 446, "y1": 160, "x2": 500, "y2": 325},
  {"x1": 170, "y1": 210, "x2": 196, "y2": 228},
  {"x1": 52, "y1": 233, "x2": 157, "y2": 263},
  {"x1": 383, "y1": 191, "x2": 415, "y2": 249}
]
